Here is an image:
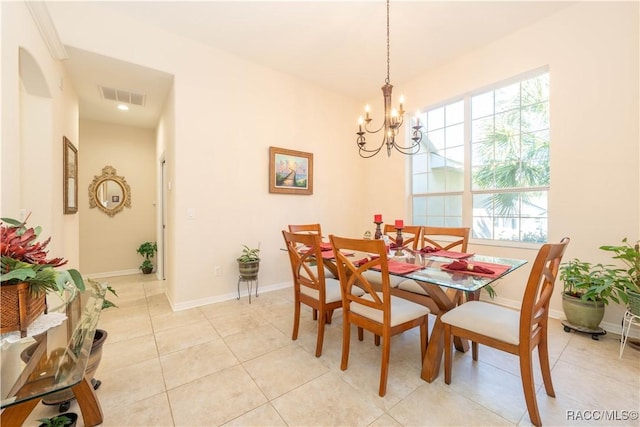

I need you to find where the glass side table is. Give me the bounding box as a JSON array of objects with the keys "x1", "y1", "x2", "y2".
[{"x1": 1, "y1": 281, "x2": 107, "y2": 426}]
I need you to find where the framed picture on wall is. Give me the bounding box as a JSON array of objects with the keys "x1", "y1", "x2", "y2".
[
  {"x1": 63, "y1": 136, "x2": 78, "y2": 214},
  {"x1": 268, "y1": 146, "x2": 313, "y2": 195}
]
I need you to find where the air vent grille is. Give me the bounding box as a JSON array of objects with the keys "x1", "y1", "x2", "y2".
[{"x1": 99, "y1": 85, "x2": 146, "y2": 107}]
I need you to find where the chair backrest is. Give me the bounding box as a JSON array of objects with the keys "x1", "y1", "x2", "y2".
[
  {"x1": 520, "y1": 237, "x2": 570, "y2": 344},
  {"x1": 288, "y1": 224, "x2": 322, "y2": 236},
  {"x1": 420, "y1": 226, "x2": 470, "y2": 252},
  {"x1": 329, "y1": 235, "x2": 391, "y2": 318},
  {"x1": 383, "y1": 224, "x2": 422, "y2": 250},
  {"x1": 282, "y1": 230, "x2": 327, "y2": 300}
]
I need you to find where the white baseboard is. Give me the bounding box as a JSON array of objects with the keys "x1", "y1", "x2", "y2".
[
  {"x1": 84, "y1": 269, "x2": 140, "y2": 279},
  {"x1": 171, "y1": 281, "x2": 292, "y2": 311}
]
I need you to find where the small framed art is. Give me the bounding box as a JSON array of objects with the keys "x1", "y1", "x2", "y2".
[{"x1": 268, "y1": 146, "x2": 313, "y2": 195}]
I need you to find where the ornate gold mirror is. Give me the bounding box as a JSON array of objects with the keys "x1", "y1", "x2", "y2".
[{"x1": 88, "y1": 166, "x2": 131, "y2": 217}]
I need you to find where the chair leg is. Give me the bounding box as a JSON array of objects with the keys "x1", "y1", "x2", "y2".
[
  {"x1": 444, "y1": 324, "x2": 452, "y2": 385},
  {"x1": 326, "y1": 309, "x2": 334, "y2": 324},
  {"x1": 538, "y1": 334, "x2": 555, "y2": 397},
  {"x1": 379, "y1": 334, "x2": 390, "y2": 397},
  {"x1": 374, "y1": 334, "x2": 380, "y2": 346},
  {"x1": 519, "y1": 350, "x2": 542, "y2": 427},
  {"x1": 419, "y1": 321, "x2": 427, "y2": 362},
  {"x1": 315, "y1": 310, "x2": 326, "y2": 357},
  {"x1": 292, "y1": 299, "x2": 301, "y2": 340},
  {"x1": 472, "y1": 341, "x2": 478, "y2": 361},
  {"x1": 358, "y1": 327, "x2": 364, "y2": 341},
  {"x1": 341, "y1": 318, "x2": 351, "y2": 371},
  {"x1": 312, "y1": 308, "x2": 318, "y2": 321}
]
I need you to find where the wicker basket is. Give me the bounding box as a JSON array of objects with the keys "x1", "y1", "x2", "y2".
[
  {"x1": 628, "y1": 289, "x2": 640, "y2": 316},
  {"x1": 1, "y1": 282, "x2": 47, "y2": 337}
]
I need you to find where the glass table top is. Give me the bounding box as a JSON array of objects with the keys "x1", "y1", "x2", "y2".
[
  {"x1": 1, "y1": 281, "x2": 107, "y2": 409},
  {"x1": 387, "y1": 250, "x2": 528, "y2": 292}
]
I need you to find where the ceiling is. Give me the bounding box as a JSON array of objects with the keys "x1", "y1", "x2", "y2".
[{"x1": 47, "y1": 1, "x2": 573, "y2": 129}]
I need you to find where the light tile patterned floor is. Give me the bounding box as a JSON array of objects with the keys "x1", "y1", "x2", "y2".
[{"x1": 26, "y1": 274, "x2": 640, "y2": 426}]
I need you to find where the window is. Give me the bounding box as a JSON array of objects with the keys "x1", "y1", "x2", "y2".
[{"x1": 411, "y1": 70, "x2": 549, "y2": 243}]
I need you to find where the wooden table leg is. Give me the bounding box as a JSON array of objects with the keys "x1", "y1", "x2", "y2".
[
  {"x1": 0, "y1": 397, "x2": 41, "y2": 426},
  {"x1": 72, "y1": 376, "x2": 104, "y2": 426}
]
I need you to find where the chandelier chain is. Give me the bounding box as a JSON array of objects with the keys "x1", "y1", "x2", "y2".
[{"x1": 385, "y1": 0, "x2": 390, "y2": 84}]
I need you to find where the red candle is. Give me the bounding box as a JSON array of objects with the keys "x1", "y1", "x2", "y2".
[
  {"x1": 374, "y1": 214, "x2": 382, "y2": 223},
  {"x1": 395, "y1": 219, "x2": 404, "y2": 229}
]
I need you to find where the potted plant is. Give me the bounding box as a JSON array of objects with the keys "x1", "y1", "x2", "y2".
[
  {"x1": 600, "y1": 238, "x2": 640, "y2": 315},
  {"x1": 136, "y1": 241, "x2": 157, "y2": 274},
  {"x1": 559, "y1": 256, "x2": 631, "y2": 331},
  {"x1": 237, "y1": 244, "x2": 260, "y2": 279},
  {"x1": 1, "y1": 215, "x2": 86, "y2": 337},
  {"x1": 38, "y1": 413, "x2": 78, "y2": 427}
]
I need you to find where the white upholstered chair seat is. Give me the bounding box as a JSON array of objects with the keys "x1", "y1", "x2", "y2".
[
  {"x1": 300, "y1": 277, "x2": 364, "y2": 302},
  {"x1": 351, "y1": 292, "x2": 430, "y2": 326},
  {"x1": 440, "y1": 301, "x2": 521, "y2": 346},
  {"x1": 361, "y1": 270, "x2": 407, "y2": 289},
  {"x1": 396, "y1": 279, "x2": 428, "y2": 295}
]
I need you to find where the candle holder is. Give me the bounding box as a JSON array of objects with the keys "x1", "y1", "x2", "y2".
[
  {"x1": 394, "y1": 227, "x2": 404, "y2": 256},
  {"x1": 374, "y1": 221, "x2": 383, "y2": 240}
]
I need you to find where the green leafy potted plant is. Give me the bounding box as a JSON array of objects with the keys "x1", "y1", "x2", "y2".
[
  {"x1": 1, "y1": 215, "x2": 86, "y2": 337},
  {"x1": 600, "y1": 238, "x2": 640, "y2": 315},
  {"x1": 38, "y1": 413, "x2": 78, "y2": 427},
  {"x1": 559, "y1": 252, "x2": 634, "y2": 331},
  {"x1": 237, "y1": 244, "x2": 260, "y2": 279},
  {"x1": 136, "y1": 241, "x2": 157, "y2": 274}
]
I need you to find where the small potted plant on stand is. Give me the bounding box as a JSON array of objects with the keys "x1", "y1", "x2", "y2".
[
  {"x1": 237, "y1": 244, "x2": 260, "y2": 279},
  {"x1": 136, "y1": 241, "x2": 157, "y2": 274}
]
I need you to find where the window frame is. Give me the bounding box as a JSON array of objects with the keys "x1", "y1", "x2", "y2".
[{"x1": 409, "y1": 67, "x2": 550, "y2": 248}]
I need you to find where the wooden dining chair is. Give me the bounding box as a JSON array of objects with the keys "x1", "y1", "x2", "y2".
[
  {"x1": 288, "y1": 223, "x2": 322, "y2": 236},
  {"x1": 441, "y1": 237, "x2": 570, "y2": 427},
  {"x1": 282, "y1": 230, "x2": 349, "y2": 357},
  {"x1": 394, "y1": 226, "x2": 470, "y2": 299},
  {"x1": 383, "y1": 224, "x2": 422, "y2": 250},
  {"x1": 329, "y1": 234, "x2": 430, "y2": 396},
  {"x1": 419, "y1": 226, "x2": 470, "y2": 252}
]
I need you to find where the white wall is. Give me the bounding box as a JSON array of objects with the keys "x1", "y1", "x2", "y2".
[
  {"x1": 366, "y1": 1, "x2": 639, "y2": 329},
  {"x1": 46, "y1": 2, "x2": 365, "y2": 309},
  {"x1": 79, "y1": 119, "x2": 157, "y2": 276},
  {"x1": 1, "y1": 1, "x2": 80, "y2": 269}
]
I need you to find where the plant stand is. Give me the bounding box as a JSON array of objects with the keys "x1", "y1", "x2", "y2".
[
  {"x1": 237, "y1": 276, "x2": 259, "y2": 304},
  {"x1": 619, "y1": 309, "x2": 640, "y2": 358},
  {"x1": 562, "y1": 320, "x2": 606, "y2": 340}
]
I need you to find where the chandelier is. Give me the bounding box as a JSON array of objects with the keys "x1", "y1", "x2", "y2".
[{"x1": 356, "y1": 0, "x2": 424, "y2": 158}]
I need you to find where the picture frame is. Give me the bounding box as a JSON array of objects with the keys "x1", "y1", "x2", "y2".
[
  {"x1": 63, "y1": 136, "x2": 78, "y2": 214},
  {"x1": 112, "y1": 195, "x2": 120, "y2": 203},
  {"x1": 269, "y1": 146, "x2": 313, "y2": 195}
]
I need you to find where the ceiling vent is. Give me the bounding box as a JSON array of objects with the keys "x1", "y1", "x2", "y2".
[{"x1": 99, "y1": 85, "x2": 146, "y2": 107}]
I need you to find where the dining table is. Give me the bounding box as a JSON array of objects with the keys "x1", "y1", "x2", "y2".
[{"x1": 318, "y1": 244, "x2": 527, "y2": 383}]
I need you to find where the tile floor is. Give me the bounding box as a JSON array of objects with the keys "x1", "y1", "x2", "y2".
[{"x1": 27, "y1": 274, "x2": 640, "y2": 426}]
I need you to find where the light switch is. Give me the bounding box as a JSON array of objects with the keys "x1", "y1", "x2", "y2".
[{"x1": 187, "y1": 208, "x2": 195, "y2": 219}]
